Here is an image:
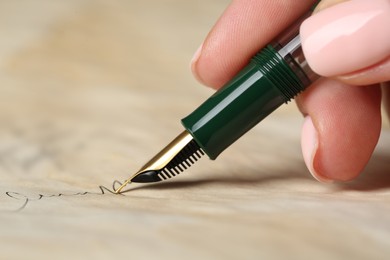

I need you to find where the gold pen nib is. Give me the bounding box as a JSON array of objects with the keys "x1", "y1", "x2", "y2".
[
  {"x1": 115, "y1": 178, "x2": 132, "y2": 194},
  {"x1": 114, "y1": 130, "x2": 204, "y2": 192}
]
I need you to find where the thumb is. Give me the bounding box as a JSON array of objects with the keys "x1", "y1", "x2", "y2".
[{"x1": 300, "y1": 0, "x2": 390, "y2": 85}]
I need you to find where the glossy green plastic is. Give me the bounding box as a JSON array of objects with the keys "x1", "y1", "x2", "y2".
[{"x1": 181, "y1": 45, "x2": 307, "y2": 160}]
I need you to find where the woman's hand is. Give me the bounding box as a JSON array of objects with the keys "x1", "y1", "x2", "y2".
[{"x1": 190, "y1": 0, "x2": 390, "y2": 182}]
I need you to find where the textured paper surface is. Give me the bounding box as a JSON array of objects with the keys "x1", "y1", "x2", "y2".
[{"x1": 1, "y1": 1, "x2": 390, "y2": 259}]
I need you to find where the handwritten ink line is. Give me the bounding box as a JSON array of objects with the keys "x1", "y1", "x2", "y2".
[{"x1": 1, "y1": 180, "x2": 124, "y2": 212}]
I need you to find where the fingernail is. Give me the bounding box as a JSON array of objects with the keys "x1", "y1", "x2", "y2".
[
  {"x1": 190, "y1": 43, "x2": 206, "y2": 85},
  {"x1": 191, "y1": 43, "x2": 203, "y2": 65},
  {"x1": 300, "y1": 0, "x2": 390, "y2": 77},
  {"x1": 301, "y1": 116, "x2": 333, "y2": 183}
]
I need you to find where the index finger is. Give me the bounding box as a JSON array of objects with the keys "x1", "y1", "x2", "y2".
[{"x1": 191, "y1": 0, "x2": 318, "y2": 89}]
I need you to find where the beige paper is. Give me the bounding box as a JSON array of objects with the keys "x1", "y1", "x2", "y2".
[{"x1": 1, "y1": 1, "x2": 389, "y2": 259}]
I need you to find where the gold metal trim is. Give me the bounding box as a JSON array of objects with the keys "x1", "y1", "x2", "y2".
[
  {"x1": 115, "y1": 179, "x2": 132, "y2": 194},
  {"x1": 115, "y1": 130, "x2": 193, "y2": 194}
]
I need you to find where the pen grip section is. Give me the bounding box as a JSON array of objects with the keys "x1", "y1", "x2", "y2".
[{"x1": 182, "y1": 45, "x2": 310, "y2": 160}]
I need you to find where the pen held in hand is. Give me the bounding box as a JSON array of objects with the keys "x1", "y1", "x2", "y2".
[{"x1": 115, "y1": 7, "x2": 320, "y2": 193}]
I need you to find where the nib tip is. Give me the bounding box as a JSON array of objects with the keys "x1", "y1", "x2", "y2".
[{"x1": 115, "y1": 179, "x2": 132, "y2": 194}]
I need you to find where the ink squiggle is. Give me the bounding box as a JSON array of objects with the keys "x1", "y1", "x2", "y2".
[{"x1": 3, "y1": 180, "x2": 123, "y2": 212}]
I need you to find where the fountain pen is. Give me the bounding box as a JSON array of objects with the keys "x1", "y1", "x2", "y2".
[{"x1": 115, "y1": 8, "x2": 320, "y2": 193}]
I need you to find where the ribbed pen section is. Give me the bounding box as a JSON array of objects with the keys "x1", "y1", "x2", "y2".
[
  {"x1": 157, "y1": 139, "x2": 204, "y2": 181},
  {"x1": 251, "y1": 45, "x2": 305, "y2": 102}
]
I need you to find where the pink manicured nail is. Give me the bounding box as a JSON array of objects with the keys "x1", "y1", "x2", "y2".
[
  {"x1": 301, "y1": 116, "x2": 333, "y2": 183},
  {"x1": 300, "y1": 0, "x2": 390, "y2": 77},
  {"x1": 190, "y1": 43, "x2": 206, "y2": 85},
  {"x1": 191, "y1": 43, "x2": 203, "y2": 66}
]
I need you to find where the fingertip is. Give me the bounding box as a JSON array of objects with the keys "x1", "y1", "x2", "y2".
[
  {"x1": 190, "y1": 43, "x2": 209, "y2": 87},
  {"x1": 298, "y1": 80, "x2": 382, "y2": 182},
  {"x1": 301, "y1": 116, "x2": 334, "y2": 183},
  {"x1": 190, "y1": 40, "x2": 234, "y2": 89},
  {"x1": 191, "y1": 0, "x2": 318, "y2": 89}
]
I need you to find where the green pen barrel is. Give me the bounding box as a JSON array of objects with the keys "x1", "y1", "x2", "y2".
[
  {"x1": 182, "y1": 10, "x2": 319, "y2": 160},
  {"x1": 182, "y1": 45, "x2": 307, "y2": 159}
]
